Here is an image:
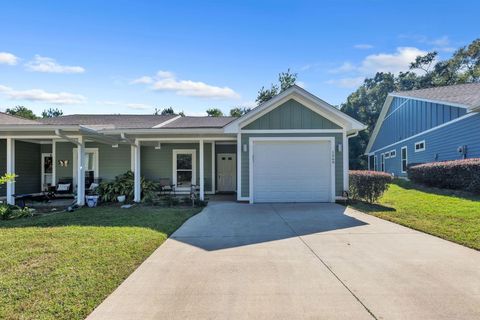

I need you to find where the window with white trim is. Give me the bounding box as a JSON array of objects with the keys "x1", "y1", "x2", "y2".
[
  {"x1": 415, "y1": 140, "x2": 426, "y2": 152},
  {"x1": 374, "y1": 156, "x2": 378, "y2": 171},
  {"x1": 380, "y1": 153, "x2": 385, "y2": 172},
  {"x1": 173, "y1": 150, "x2": 196, "y2": 189},
  {"x1": 401, "y1": 146, "x2": 408, "y2": 173},
  {"x1": 385, "y1": 152, "x2": 390, "y2": 159},
  {"x1": 390, "y1": 150, "x2": 396, "y2": 158}
]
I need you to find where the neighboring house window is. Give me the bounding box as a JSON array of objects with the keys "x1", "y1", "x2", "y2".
[
  {"x1": 369, "y1": 155, "x2": 374, "y2": 170},
  {"x1": 374, "y1": 156, "x2": 378, "y2": 171},
  {"x1": 380, "y1": 153, "x2": 385, "y2": 172},
  {"x1": 390, "y1": 150, "x2": 396, "y2": 158},
  {"x1": 173, "y1": 150, "x2": 196, "y2": 190},
  {"x1": 401, "y1": 146, "x2": 408, "y2": 173},
  {"x1": 385, "y1": 152, "x2": 390, "y2": 159},
  {"x1": 415, "y1": 140, "x2": 426, "y2": 152}
]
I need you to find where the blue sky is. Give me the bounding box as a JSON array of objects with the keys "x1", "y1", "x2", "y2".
[{"x1": 0, "y1": 0, "x2": 478, "y2": 116}]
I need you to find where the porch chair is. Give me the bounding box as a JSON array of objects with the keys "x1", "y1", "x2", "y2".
[{"x1": 159, "y1": 178, "x2": 175, "y2": 196}]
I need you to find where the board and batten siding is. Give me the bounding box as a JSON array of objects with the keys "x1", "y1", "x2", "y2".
[
  {"x1": 244, "y1": 99, "x2": 342, "y2": 130},
  {"x1": 241, "y1": 132, "x2": 344, "y2": 198},
  {"x1": 141, "y1": 142, "x2": 213, "y2": 192},
  {"x1": 371, "y1": 97, "x2": 467, "y2": 151},
  {"x1": 372, "y1": 112, "x2": 480, "y2": 177}
]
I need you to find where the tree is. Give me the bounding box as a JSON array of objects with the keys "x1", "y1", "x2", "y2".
[
  {"x1": 0, "y1": 173, "x2": 15, "y2": 185},
  {"x1": 5, "y1": 106, "x2": 37, "y2": 120},
  {"x1": 255, "y1": 69, "x2": 297, "y2": 105},
  {"x1": 341, "y1": 38, "x2": 480, "y2": 169},
  {"x1": 206, "y1": 108, "x2": 223, "y2": 117},
  {"x1": 41, "y1": 108, "x2": 63, "y2": 118},
  {"x1": 229, "y1": 107, "x2": 251, "y2": 117},
  {"x1": 154, "y1": 107, "x2": 177, "y2": 115}
]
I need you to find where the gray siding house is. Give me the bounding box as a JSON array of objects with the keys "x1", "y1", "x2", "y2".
[
  {"x1": 0, "y1": 86, "x2": 365, "y2": 205},
  {"x1": 366, "y1": 83, "x2": 480, "y2": 176}
]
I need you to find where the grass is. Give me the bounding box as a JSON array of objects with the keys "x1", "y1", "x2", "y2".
[
  {"x1": 350, "y1": 179, "x2": 480, "y2": 250},
  {"x1": 0, "y1": 205, "x2": 201, "y2": 320}
]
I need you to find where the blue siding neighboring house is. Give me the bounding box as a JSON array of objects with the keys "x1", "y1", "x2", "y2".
[{"x1": 365, "y1": 83, "x2": 480, "y2": 177}]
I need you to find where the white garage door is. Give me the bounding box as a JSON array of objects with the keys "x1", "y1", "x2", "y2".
[{"x1": 252, "y1": 140, "x2": 333, "y2": 203}]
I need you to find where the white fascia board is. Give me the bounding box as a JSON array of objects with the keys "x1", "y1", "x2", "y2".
[
  {"x1": 0, "y1": 125, "x2": 80, "y2": 132},
  {"x1": 364, "y1": 95, "x2": 394, "y2": 154},
  {"x1": 224, "y1": 85, "x2": 366, "y2": 133}
]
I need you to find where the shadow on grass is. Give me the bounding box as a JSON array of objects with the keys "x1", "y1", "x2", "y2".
[
  {"x1": 0, "y1": 205, "x2": 201, "y2": 236},
  {"x1": 349, "y1": 200, "x2": 396, "y2": 213},
  {"x1": 392, "y1": 179, "x2": 480, "y2": 202}
]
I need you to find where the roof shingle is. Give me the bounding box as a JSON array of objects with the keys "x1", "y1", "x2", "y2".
[
  {"x1": 38, "y1": 114, "x2": 177, "y2": 129},
  {"x1": 393, "y1": 83, "x2": 480, "y2": 110},
  {"x1": 0, "y1": 112, "x2": 40, "y2": 125}
]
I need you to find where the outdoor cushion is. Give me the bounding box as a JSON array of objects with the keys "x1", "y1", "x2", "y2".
[{"x1": 57, "y1": 183, "x2": 71, "y2": 192}]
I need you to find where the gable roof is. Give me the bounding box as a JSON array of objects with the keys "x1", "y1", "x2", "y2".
[
  {"x1": 0, "y1": 112, "x2": 40, "y2": 125},
  {"x1": 365, "y1": 83, "x2": 480, "y2": 154},
  {"x1": 224, "y1": 85, "x2": 366, "y2": 134},
  {"x1": 391, "y1": 83, "x2": 480, "y2": 111}
]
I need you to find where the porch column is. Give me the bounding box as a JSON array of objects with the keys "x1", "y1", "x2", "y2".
[
  {"x1": 6, "y1": 138, "x2": 15, "y2": 205},
  {"x1": 52, "y1": 139, "x2": 57, "y2": 186},
  {"x1": 77, "y1": 136, "x2": 85, "y2": 206},
  {"x1": 199, "y1": 139, "x2": 204, "y2": 201},
  {"x1": 134, "y1": 140, "x2": 141, "y2": 202}
]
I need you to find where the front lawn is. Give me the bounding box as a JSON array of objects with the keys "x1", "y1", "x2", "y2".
[
  {"x1": 350, "y1": 180, "x2": 480, "y2": 250},
  {"x1": 0, "y1": 205, "x2": 201, "y2": 320}
]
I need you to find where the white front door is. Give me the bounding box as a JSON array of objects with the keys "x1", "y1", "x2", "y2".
[
  {"x1": 217, "y1": 153, "x2": 236, "y2": 192},
  {"x1": 41, "y1": 153, "x2": 53, "y2": 191}
]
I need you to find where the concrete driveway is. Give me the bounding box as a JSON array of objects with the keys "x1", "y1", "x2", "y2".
[{"x1": 88, "y1": 202, "x2": 480, "y2": 320}]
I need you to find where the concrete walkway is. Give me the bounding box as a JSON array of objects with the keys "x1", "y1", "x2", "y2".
[{"x1": 88, "y1": 202, "x2": 480, "y2": 320}]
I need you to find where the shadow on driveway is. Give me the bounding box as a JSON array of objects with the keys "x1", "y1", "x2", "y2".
[{"x1": 171, "y1": 202, "x2": 368, "y2": 251}]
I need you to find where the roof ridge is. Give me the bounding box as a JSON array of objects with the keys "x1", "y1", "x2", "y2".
[
  {"x1": 393, "y1": 82, "x2": 480, "y2": 95},
  {"x1": 0, "y1": 111, "x2": 40, "y2": 123}
]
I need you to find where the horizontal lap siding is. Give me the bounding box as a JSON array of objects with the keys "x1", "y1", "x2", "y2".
[
  {"x1": 86, "y1": 142, "x2": 131, "y2": 181},
  {"x1": 374, "y1": 113, "x2": 480, "y2": 177},
  {"x1": 14, "y1": 141, "x2": 41, "y2": 194},
  {"x1": 372, "y1": 97, "x2": 467, "y2": 151},
  {"x1": 55, "y1": 142, "x2": 75, "y2": 182},
  {"x1": 241, "y1": 133, "x2": 343, "y2": 198},
  {"x1": 0, "y1": 140, "x2": 5, "y2": 196},
  {"x1": 141, "y1": 143, "x2": 213, "y2": 192}
]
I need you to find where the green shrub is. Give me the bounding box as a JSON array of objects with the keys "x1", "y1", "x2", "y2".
[
  {"x1": 349, "y1": 170, "x2": 393, "y2": 203},
  {"x1": 0, "y1": 204, "x2": 33, "y2": 220},
  {"x1": 408, "y1": 158, "x2": 480, "y2": 193},
  {"x1": 97, "y1": 171, "x2": 159, "y2": 203}
]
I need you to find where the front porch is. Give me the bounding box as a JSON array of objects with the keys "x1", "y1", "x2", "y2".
[{"x1": 1, "y1": 135, "x2": 238, "y2": 206}]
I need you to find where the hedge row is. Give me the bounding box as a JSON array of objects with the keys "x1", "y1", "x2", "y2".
[
  {"x1": 408, "y1": 158, "x2": 480, "y2": 193},
  {"x1": 349, "y1": 170, "x2": 393, "y2": 203}
]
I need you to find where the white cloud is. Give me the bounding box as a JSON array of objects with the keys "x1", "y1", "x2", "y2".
[
  {"x1": 325, "y1": 77, "x2": 365, "y2": 88},
  {"x1": 133, "y1": 70, "x2": 240, "y2": 99},
  {"x1": 0, "y1": 85, "x2": 86, "y2": 104},
  {"x1": 25, "y1": 55, "x2": 85, "y2": 74},
  {"x1": 329, "y1": 62, "x2": 356, "y2": 74},
  {"x1": 0, "y1": 52, "x2": 19, "y2": 65},
  {"x1": 359, "y1": 47, "x2": 428, "y2": 74},
  {"x1": 354, "y1": 44, "x2": 373, "y2": 49},
  {"x1": 130, "y1": 76, "x2": 153, "y2": 84}
]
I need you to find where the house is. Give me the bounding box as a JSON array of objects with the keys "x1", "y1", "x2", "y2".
[
  {"x1": 365, "y1": 83, "x2": 480, "y2": 176},
  {"x1": 0, "y1": 85, "x2": 365, "y2": 205}
]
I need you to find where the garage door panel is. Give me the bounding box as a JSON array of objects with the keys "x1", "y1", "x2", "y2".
[{"x1": 252, "y1": 140, "x2": 332, "y2": 203}]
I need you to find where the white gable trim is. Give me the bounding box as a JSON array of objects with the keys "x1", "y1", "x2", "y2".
[
  {"x1": 365, "y1": 95, "x2": 394, "y2": 154},
  {"x1": 224, "y1": 85, "x2": 365, "y2": 134},
  {"x1": 389, "y1": 94, "x2": 471, "y2": 110}
]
